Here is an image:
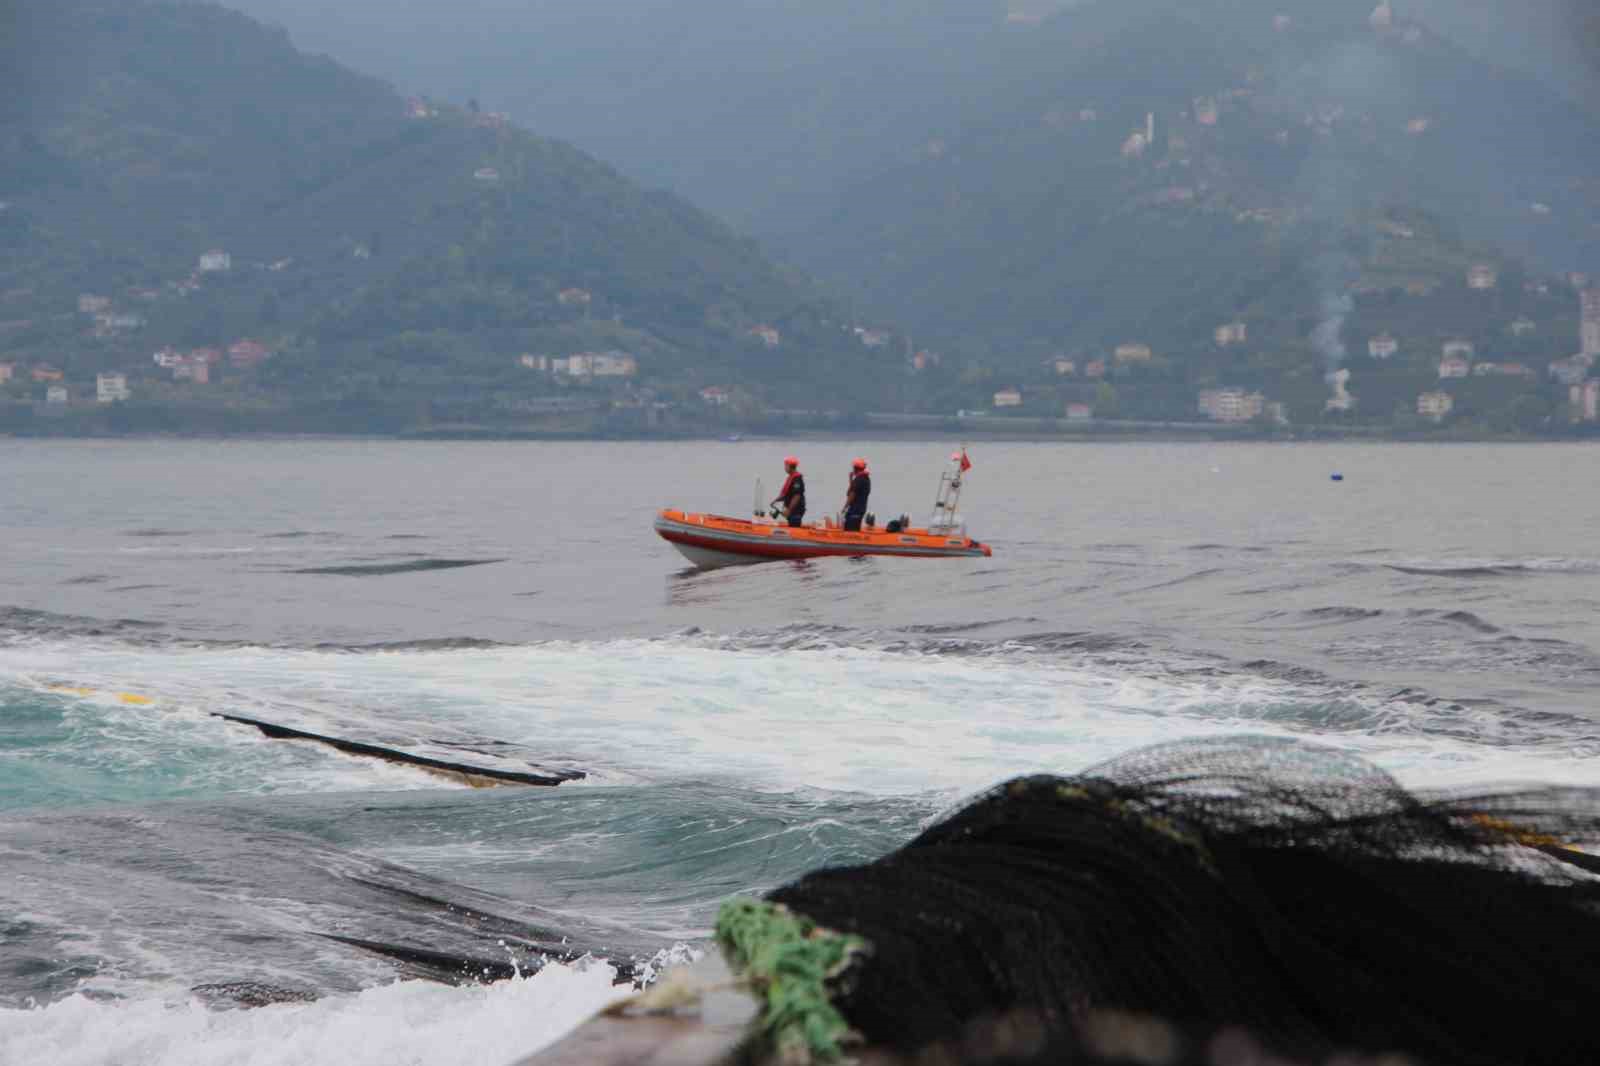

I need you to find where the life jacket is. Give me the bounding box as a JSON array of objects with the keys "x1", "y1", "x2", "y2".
[
  {"x1": 845, "y1": 470, "x2": 870, "y2": 513},
  {"x1": 779, "y1": 472, "x2": 806, "y2": 507}
]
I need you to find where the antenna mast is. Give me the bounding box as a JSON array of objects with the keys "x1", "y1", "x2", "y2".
[{"x1": 929, "y1": 446, "x2": 969, "y2": 533}]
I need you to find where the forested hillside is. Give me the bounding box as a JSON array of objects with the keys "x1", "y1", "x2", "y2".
[
  {"x1": 793, "y1": 0, "x2": 1600, "y2": 358},
  {"x1": 3, "y1": 0, "x2": 1598, "y2": 435},
  {"x1": 0, "y1": 0, "x2": 890, "y2": 432}
]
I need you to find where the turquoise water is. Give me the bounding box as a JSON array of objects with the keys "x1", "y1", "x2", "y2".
[{"x1": 4, "y1": 439, "x2": 1600, "y2": 1063}]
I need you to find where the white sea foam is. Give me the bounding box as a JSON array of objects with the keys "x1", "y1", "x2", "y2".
[
  {"x1": 0, "y1": 960, "x2": 630, "y2": 1066},
  {"x1": 1, "y1": 636, "x2": 1597, "y2": 804}
]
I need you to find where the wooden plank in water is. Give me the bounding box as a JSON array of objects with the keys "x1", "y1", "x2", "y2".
[{"x1": 212, "y1": 713, "x2": 583, "y2": 786}]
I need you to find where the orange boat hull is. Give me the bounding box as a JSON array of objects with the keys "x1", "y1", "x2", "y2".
[{"x1": 654, "y1": 509, "x2": 991, "y2": 568}]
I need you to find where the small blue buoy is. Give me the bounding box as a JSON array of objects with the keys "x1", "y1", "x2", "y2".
[{"x1": 1330, "y1": 473, "x2": 1344, "y2": 482}]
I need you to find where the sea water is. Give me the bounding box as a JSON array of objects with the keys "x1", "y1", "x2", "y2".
[{"x1": 2, "y1": 439, "x2": 1599, "y2": 1064}]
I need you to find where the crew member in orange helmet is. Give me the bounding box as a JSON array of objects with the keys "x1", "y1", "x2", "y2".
[
  {"x1": 842, "y1": 457, "x2": 871, "y2": 531},
  {"x1": 770, "y1": 456, "x2": 807, "y2": 527}
]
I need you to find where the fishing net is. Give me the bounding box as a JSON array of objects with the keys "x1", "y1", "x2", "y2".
[{"x1": 738, "y1": 736, "x2": 1600, "y2": 1065}]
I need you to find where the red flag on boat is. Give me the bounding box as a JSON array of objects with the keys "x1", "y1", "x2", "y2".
[{"x1": 953, "y1": 449, "x2": 972, "y2": 472}]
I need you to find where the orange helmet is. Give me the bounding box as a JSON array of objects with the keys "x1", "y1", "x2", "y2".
[
  {"x1": 852, "y1": 457, "x2": 867, "y2": 470},
  {"x1": 783, "y1": 455, "x2": 799, "y2": 468}
]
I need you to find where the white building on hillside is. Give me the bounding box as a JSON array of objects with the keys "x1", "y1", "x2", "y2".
[
  {"x1": 1582, "y1": 287, "x2": 1600, "y2": 357},
  {"x1": 1198, "y1": 388, "x2": 1265, "y2": 423},
  {"x1": 1417, "y1": 391, "x2": 1453, "y2": 422},
  {"x1": 1214, "y1": 322, "x2": 1247, "y2": 346},
  {"x1": 96, "y1": 373, "x2": 130, "y2": 404}
]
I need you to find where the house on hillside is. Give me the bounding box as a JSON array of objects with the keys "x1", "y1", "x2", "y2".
[
  {"x1": 174, "y1": 360, "x2": 209, "y2": 384},
  {"x1": 1193, "y1": 97, "x2": 1219, "y2": 127},
  {"x1": 1442, "y1": 340, "x2": 1475, "y2": 360},
  {"x1": 31, "y1": 365, "x2": 62, "y2": 383},
  {"x1": 1511, "y1": 316, "x2": 1537, "y2": 337},
  {"x1": 854, "y1": 327, "x2": 892, "y2": 349},
  {"x1": 748, "y1": 325, "x2": 781, "y2": 348},
  {"x1": 1549, "y1": 356, "x2": 1592, "y2": 386},
  {"x1": 1581, "y1": 287, "x2": 1600, "y2": 357},
  {"x1": 77, "y1": 295, "x2": 110, "y2": 314},
  {"x1": 1114, "y1": 343, "x2": 1153, "y2": 364},
  {"x1": 699, "y1": 386, "x2": 730, "y2": 407},
  {"x1": 406, "y1": 98, "x2": 436, "y2": 119},
  {"x1": 92, "y1": 311, "x2": 143, "y2": 337},
  {"x1": 473, "y1": 167, "x2": 501, "y2": 183},
  {"x1": 0, "y1": 362, "x2": 15, "y2": 383},
  {"x1": 1368, "y1": 332, "x2": 1399, "y2": 359},
  {"x1": 911, "y1": 350, "x2": 941, "y2": 372},
  {"x1": 1438, "y1": 356, "x2": 1471, "y2": 379},
  {"x1": 1417, "y1": 391, "x2": 1453, "y2": 422},
  {"x1": 1273, "y1": 14, "x2": 1293, "y2": 32},
  {"x1": 96, "y1": 373, "x2": 129, "y2": 404},
  {"x1": 228, "y1": 340, "x2": 271, "y2": 368},
  {"x1": 993, "y1": 388, "x2": 1023, "y2": 408},
  {"x1": 1214, "y1": 322, "x2": 1247, "y2": 347},
  {"x1": 1467, "y1": 264, "x2": 1498, "y2": 290},
  {"x1": 45, "y1": 385, "x2": 68, "y2": 406},
  {"x1": 1049, "y1": 357, "x2": 1077, "y2": 377},
  {"x1": 1084, "y1": 359, "x2": 1107, "y2": 379},
  {"x1": 588, "y1": 351, "x2": 637, "y2": 377},
  {"x1": 1065, "y1": 402, "x2": 1092, "y2": 420},
  {"x1": 1370, "y1": 2, "x2": 1393, "y2": 30},
  {"x1": 558, "y1": 287, "x2": 592, "y2": 307},
  {"x1": 1572, "y1": 380, "x2": 1600, "y2": 422},
  {"x1": 198, "y1": 250, "x2": 231, "y2": 273},
  {"x1": 1198, "y1": 388, "x2": 1264, "y2": 423},
  {"x1": 1494, "y1": 363, "x2": 1534, "y2": 378}
]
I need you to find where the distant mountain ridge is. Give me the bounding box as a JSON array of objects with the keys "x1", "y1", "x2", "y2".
[
  {"x1": 207, "y1": 0, "x2": 1600, "y2": 383},
  {"x1": 788, "y1": 0, "x2": 1600, "y2": 359},
  {"x1": 1, "y1": 0, "x2": 894, "y2": 431},
  {"x1": 2, "y1": 0, "x2": 1597, "y2": 435}
]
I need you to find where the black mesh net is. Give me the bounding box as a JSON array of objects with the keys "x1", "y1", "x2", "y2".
[{"x1": 766, "y1": 737, "x2": 1600, "y2": 1066}]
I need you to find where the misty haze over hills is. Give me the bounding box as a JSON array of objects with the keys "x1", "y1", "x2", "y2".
[
  {"x1": 223, "y1": 0, "x2": 1599, "y2": 234},
  {"x1": 3, "y1": 0, "x2": 1599, "y2": 436}
]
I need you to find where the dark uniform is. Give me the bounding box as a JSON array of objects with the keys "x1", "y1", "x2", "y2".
[
  {"x1": 843, "y1": 471, "x2": 871, "y2": 531},
  {"x1": 776, "y1": 472, "x2": 806, "y2": 527}
]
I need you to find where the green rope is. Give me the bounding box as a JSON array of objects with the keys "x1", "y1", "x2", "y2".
[{"x1": 714, "y1": 897, "x2": 867, "y2": 1063}]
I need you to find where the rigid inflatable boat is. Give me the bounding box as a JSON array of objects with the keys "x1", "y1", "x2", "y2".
[
  {"x1": 654, "y1": 510, "x2": 991, "y2": 568},
  {"x1": 656, "y1": 449, "x2": 992, "y2": 569}
]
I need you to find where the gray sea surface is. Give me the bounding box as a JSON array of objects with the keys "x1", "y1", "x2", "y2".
[{"x1": 2, "y1": 438, "x2": 1598, "y2": 1053}]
